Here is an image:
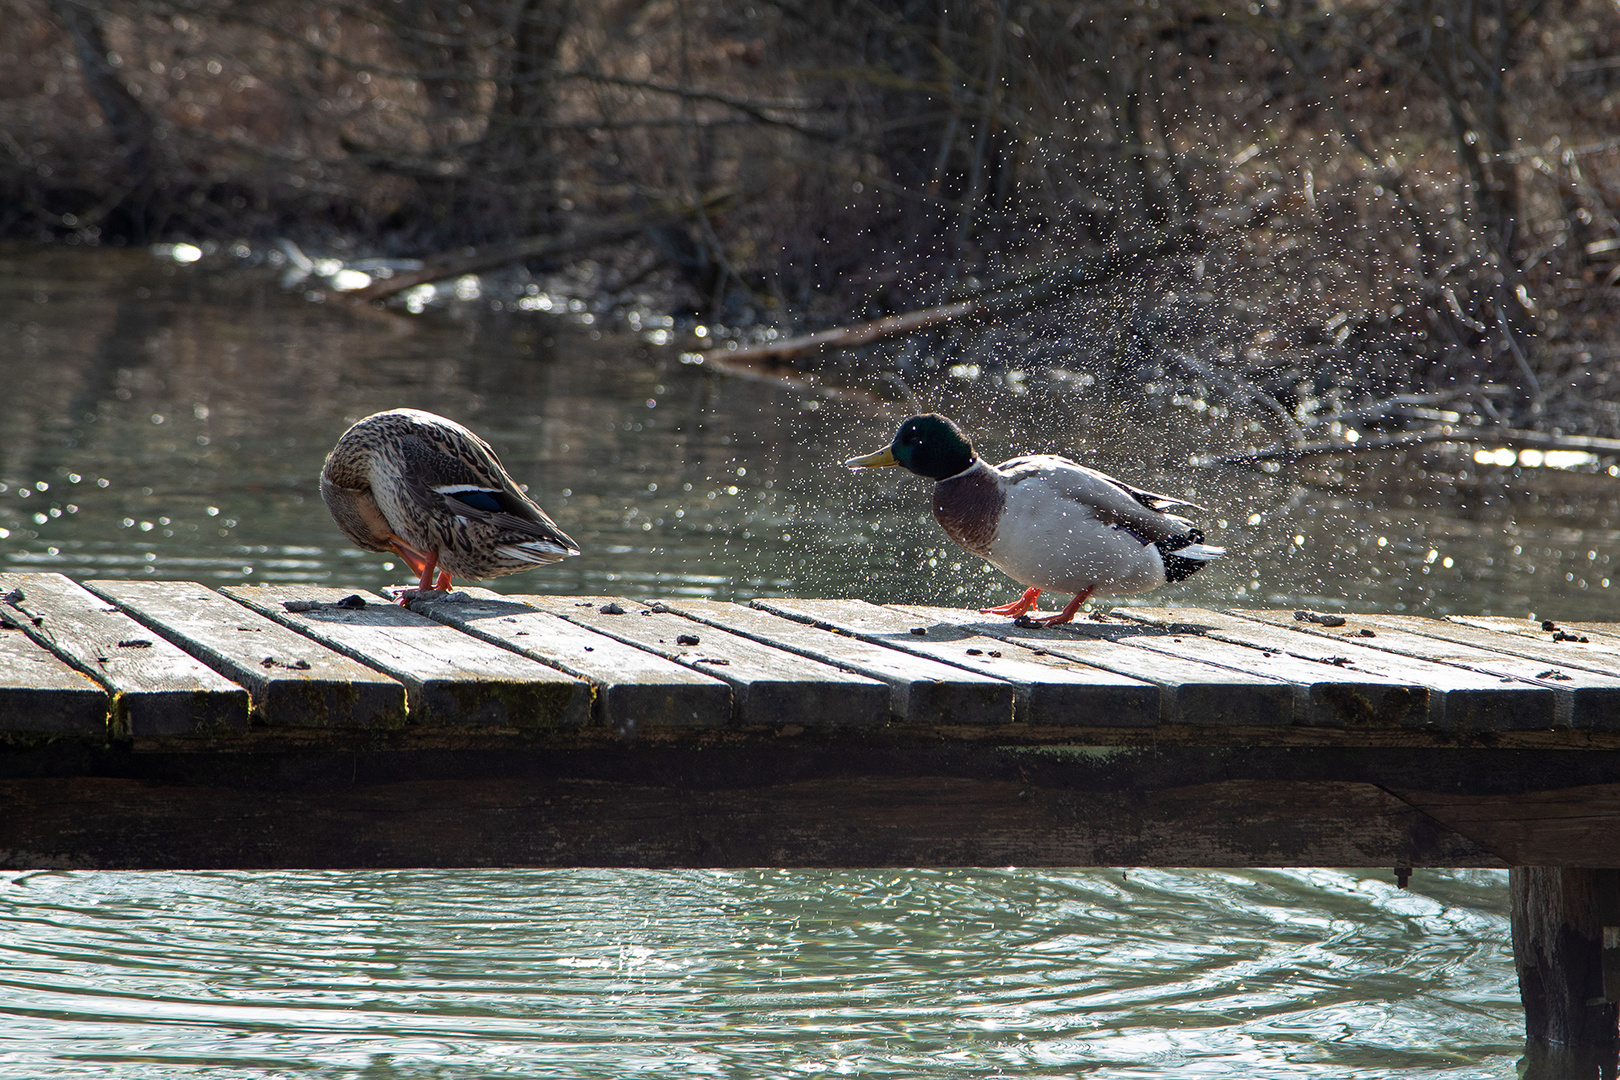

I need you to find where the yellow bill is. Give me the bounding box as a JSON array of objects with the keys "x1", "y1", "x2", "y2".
[{"x1": 844, "y1": 447, "x2": 898, "y2": 469}]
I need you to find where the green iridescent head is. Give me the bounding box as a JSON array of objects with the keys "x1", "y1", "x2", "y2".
[{"x1": 845, "y1": 414, "x2": 976, "y2": 480}]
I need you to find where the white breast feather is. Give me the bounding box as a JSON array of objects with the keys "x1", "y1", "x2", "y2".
[{"x1": 983, "y1": 456, "x2": 1189, "y2": 596}]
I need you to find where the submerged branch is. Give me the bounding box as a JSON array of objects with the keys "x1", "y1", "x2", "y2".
[
  {"x1": 1169, "y1": 351, "x2": 1303, "y2": 442},
  {"x1": 1192, "y1": 427, "x2": 1620, "y2": 469},
  {"x1": 1296, "y1": 390, "x2": 1485, "y2": 430}
]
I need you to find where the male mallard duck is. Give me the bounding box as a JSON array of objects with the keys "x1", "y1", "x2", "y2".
[
  {"x1": 321, "y1": 408, "x2": 578, "y2": 596},
  {"x1": 845, "y1": 414, "x2": 1223, "y2": 626}
]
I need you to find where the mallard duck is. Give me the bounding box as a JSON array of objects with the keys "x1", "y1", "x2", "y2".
[
  {"x1": 845, "y1": 414, "x2": 1223, "y2": 626},
  {"x1": 321, "y1": 408, "x2": 578, "y2": 597}
]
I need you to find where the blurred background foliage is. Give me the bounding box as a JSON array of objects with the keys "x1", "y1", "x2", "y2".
[{"x1": 3, "y1": 0, "x2": 1619, "y2": 428}]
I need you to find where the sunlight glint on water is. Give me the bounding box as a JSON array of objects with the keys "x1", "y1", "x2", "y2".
[{"x1": 0, "y1": 869, "x2": 1517, "y2": 1079}]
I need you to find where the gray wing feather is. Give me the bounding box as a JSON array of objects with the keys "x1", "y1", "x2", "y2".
[
  {"x1": 998, "y1": 455, "x2": 1202, "y2": 544},
  {"x1": 441, "y1": 492, "x2": 579, "y2": 553}
]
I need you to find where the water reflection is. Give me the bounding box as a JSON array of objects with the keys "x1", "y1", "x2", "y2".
[
  {"x1": 1, "y1": 244, "x2": 1616, "y2": 619},
  {"x1": 0, "y1": 867, "x2": 1517, "y2": 1079}
]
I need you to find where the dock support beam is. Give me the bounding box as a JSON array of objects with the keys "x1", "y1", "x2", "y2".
[{"x1": 1513, "y1": 868, "x2": 1620, "y2": 1074}]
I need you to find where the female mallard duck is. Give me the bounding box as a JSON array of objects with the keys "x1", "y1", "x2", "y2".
[
  {"x1": 321, "y1": 409, "x2": 578, "y2": 596},
  {"x1": 845, "y1": 414, "x2": 1223, "y2": 626}
]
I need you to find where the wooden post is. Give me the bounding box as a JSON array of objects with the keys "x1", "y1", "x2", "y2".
[{"x1": 1512, "y1": 868, "x2": 1620, "y2": 1055}]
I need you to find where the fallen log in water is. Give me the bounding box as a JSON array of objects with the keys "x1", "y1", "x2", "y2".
[
  {"x1": 348, "y1": 197, "x2": 730, "y2": 303},
  {"x1": 695, "y1": 235, "x2": 1192, "y2": 365},
  {"x1": 698, "y1": 301, "x2": 986, "y2": 365}
]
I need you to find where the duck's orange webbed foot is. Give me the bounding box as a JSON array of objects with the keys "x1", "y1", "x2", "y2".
[
  {"x1": 385, "y1": 536, "x2": 443, "y2": 604},
  {"x1": 387, "y1": 535, "x2": 430, "y2": 574},
  {"x1": 1018, "y1": 588, "x2": 1093, "y2": 627},
  {"x1": 981, "y1": 587, "x2": 1042, "y2": 619}
]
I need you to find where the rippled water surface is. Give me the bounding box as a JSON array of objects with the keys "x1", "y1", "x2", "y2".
[
  {"x1": 0, "y1": 868, "x2": 1516, "y2": 1079},
  {"x1": 1, "y1": 245, "x2": 1604, "y2": 1077}
]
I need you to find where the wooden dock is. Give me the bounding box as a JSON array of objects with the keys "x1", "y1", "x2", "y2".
[
  {"x1": 8, "y1": 569, "x2": 1620, "y2": 1048},
  {"x1": 4, "y1": 568, "x2": 1620, "y2": 870}
]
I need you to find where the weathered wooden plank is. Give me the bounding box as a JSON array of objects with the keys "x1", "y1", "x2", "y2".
[
  {"x1": 753, "y1": 598, "x2": 1158, "y2": 727},
  {"x1": 656, "y1": 599, "x2": 1015, "y2": 726},
  {"x1": 1117, "y1": 607, "x2": 1555, "y2": 732},
  {"x1": 888, "y1": 604, "x2": 1302, "y2": 727},
  {"x1": 1226, "y1": 609, "x2": 1585, "y2": 729},
  {"x1": 515, "y1": 596, "x2": 889, "y2": 728},
  {"x1": 1392, "y1": 783, "x2": 1620, "y2": 868},
  {"x1": 84, "y1": 580, "x2": 406, "y2": 729},
  {"x1": 0, "y1": 774, "x2": 1498, "y2": 870},
  {"x1": 0, "y1": 624, "x2": 108, "y2": 735},
  {"x1": 1454, "y1": 614, "x2": 1620, "y2": 649},
  {"x1": 224, "y1": 585, "x2": 589, "y2": 728},
  {"x1": 1444, "y1": 618, "x2": 1620, "y2": 729},
  {"x1": 1107, "y1": 606, "x2": 1453, "y2": 729},
  {"x1": 1351, "y1": 613, "x2": 1620, "y2": 725},
  {"x1": 405, "y1": 591, "x2": 731, "y2": 731},
  {"x1": 1117, "y1": 627, "x2": 1427, "y2": 729},
  {"x1": 0, "y1": 572, "x2": 248, "y2": 736}
]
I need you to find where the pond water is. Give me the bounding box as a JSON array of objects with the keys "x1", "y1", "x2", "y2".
[
  {"x1": 1, "y1": 244, "x2": 1612, "y2": 1077},
  {"x1": 1, "y1": 867, "x2": 1516, "y2": 1079}
]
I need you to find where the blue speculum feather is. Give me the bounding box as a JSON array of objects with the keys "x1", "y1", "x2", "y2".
[{"x1": 448, "y1": 489, "x2": 505, "y2": 513}]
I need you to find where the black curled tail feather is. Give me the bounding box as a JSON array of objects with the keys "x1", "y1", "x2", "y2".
[
  {"x1": 1155, "y1": 527, "x2": 1215, "y2": 584},
  {"x1": 1156, "y1": 527, "x2": 1205, "y2": 554},
  {"x1": 1160, "y1": 552, "x2": 1209, "y2": 583}
]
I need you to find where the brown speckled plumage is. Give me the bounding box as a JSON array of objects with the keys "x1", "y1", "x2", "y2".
[{"x1": 320, "y1": 408, "x2": 578, "y2": 587}]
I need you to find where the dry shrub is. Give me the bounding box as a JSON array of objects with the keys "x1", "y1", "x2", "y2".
[{"x1": 1, "y1": 0, "x2": 1618, "y2": 425}]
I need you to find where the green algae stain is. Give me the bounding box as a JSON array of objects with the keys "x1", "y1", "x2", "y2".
[{"x1": 433, "y1": 679, "x2": 591, "y2": 729}]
